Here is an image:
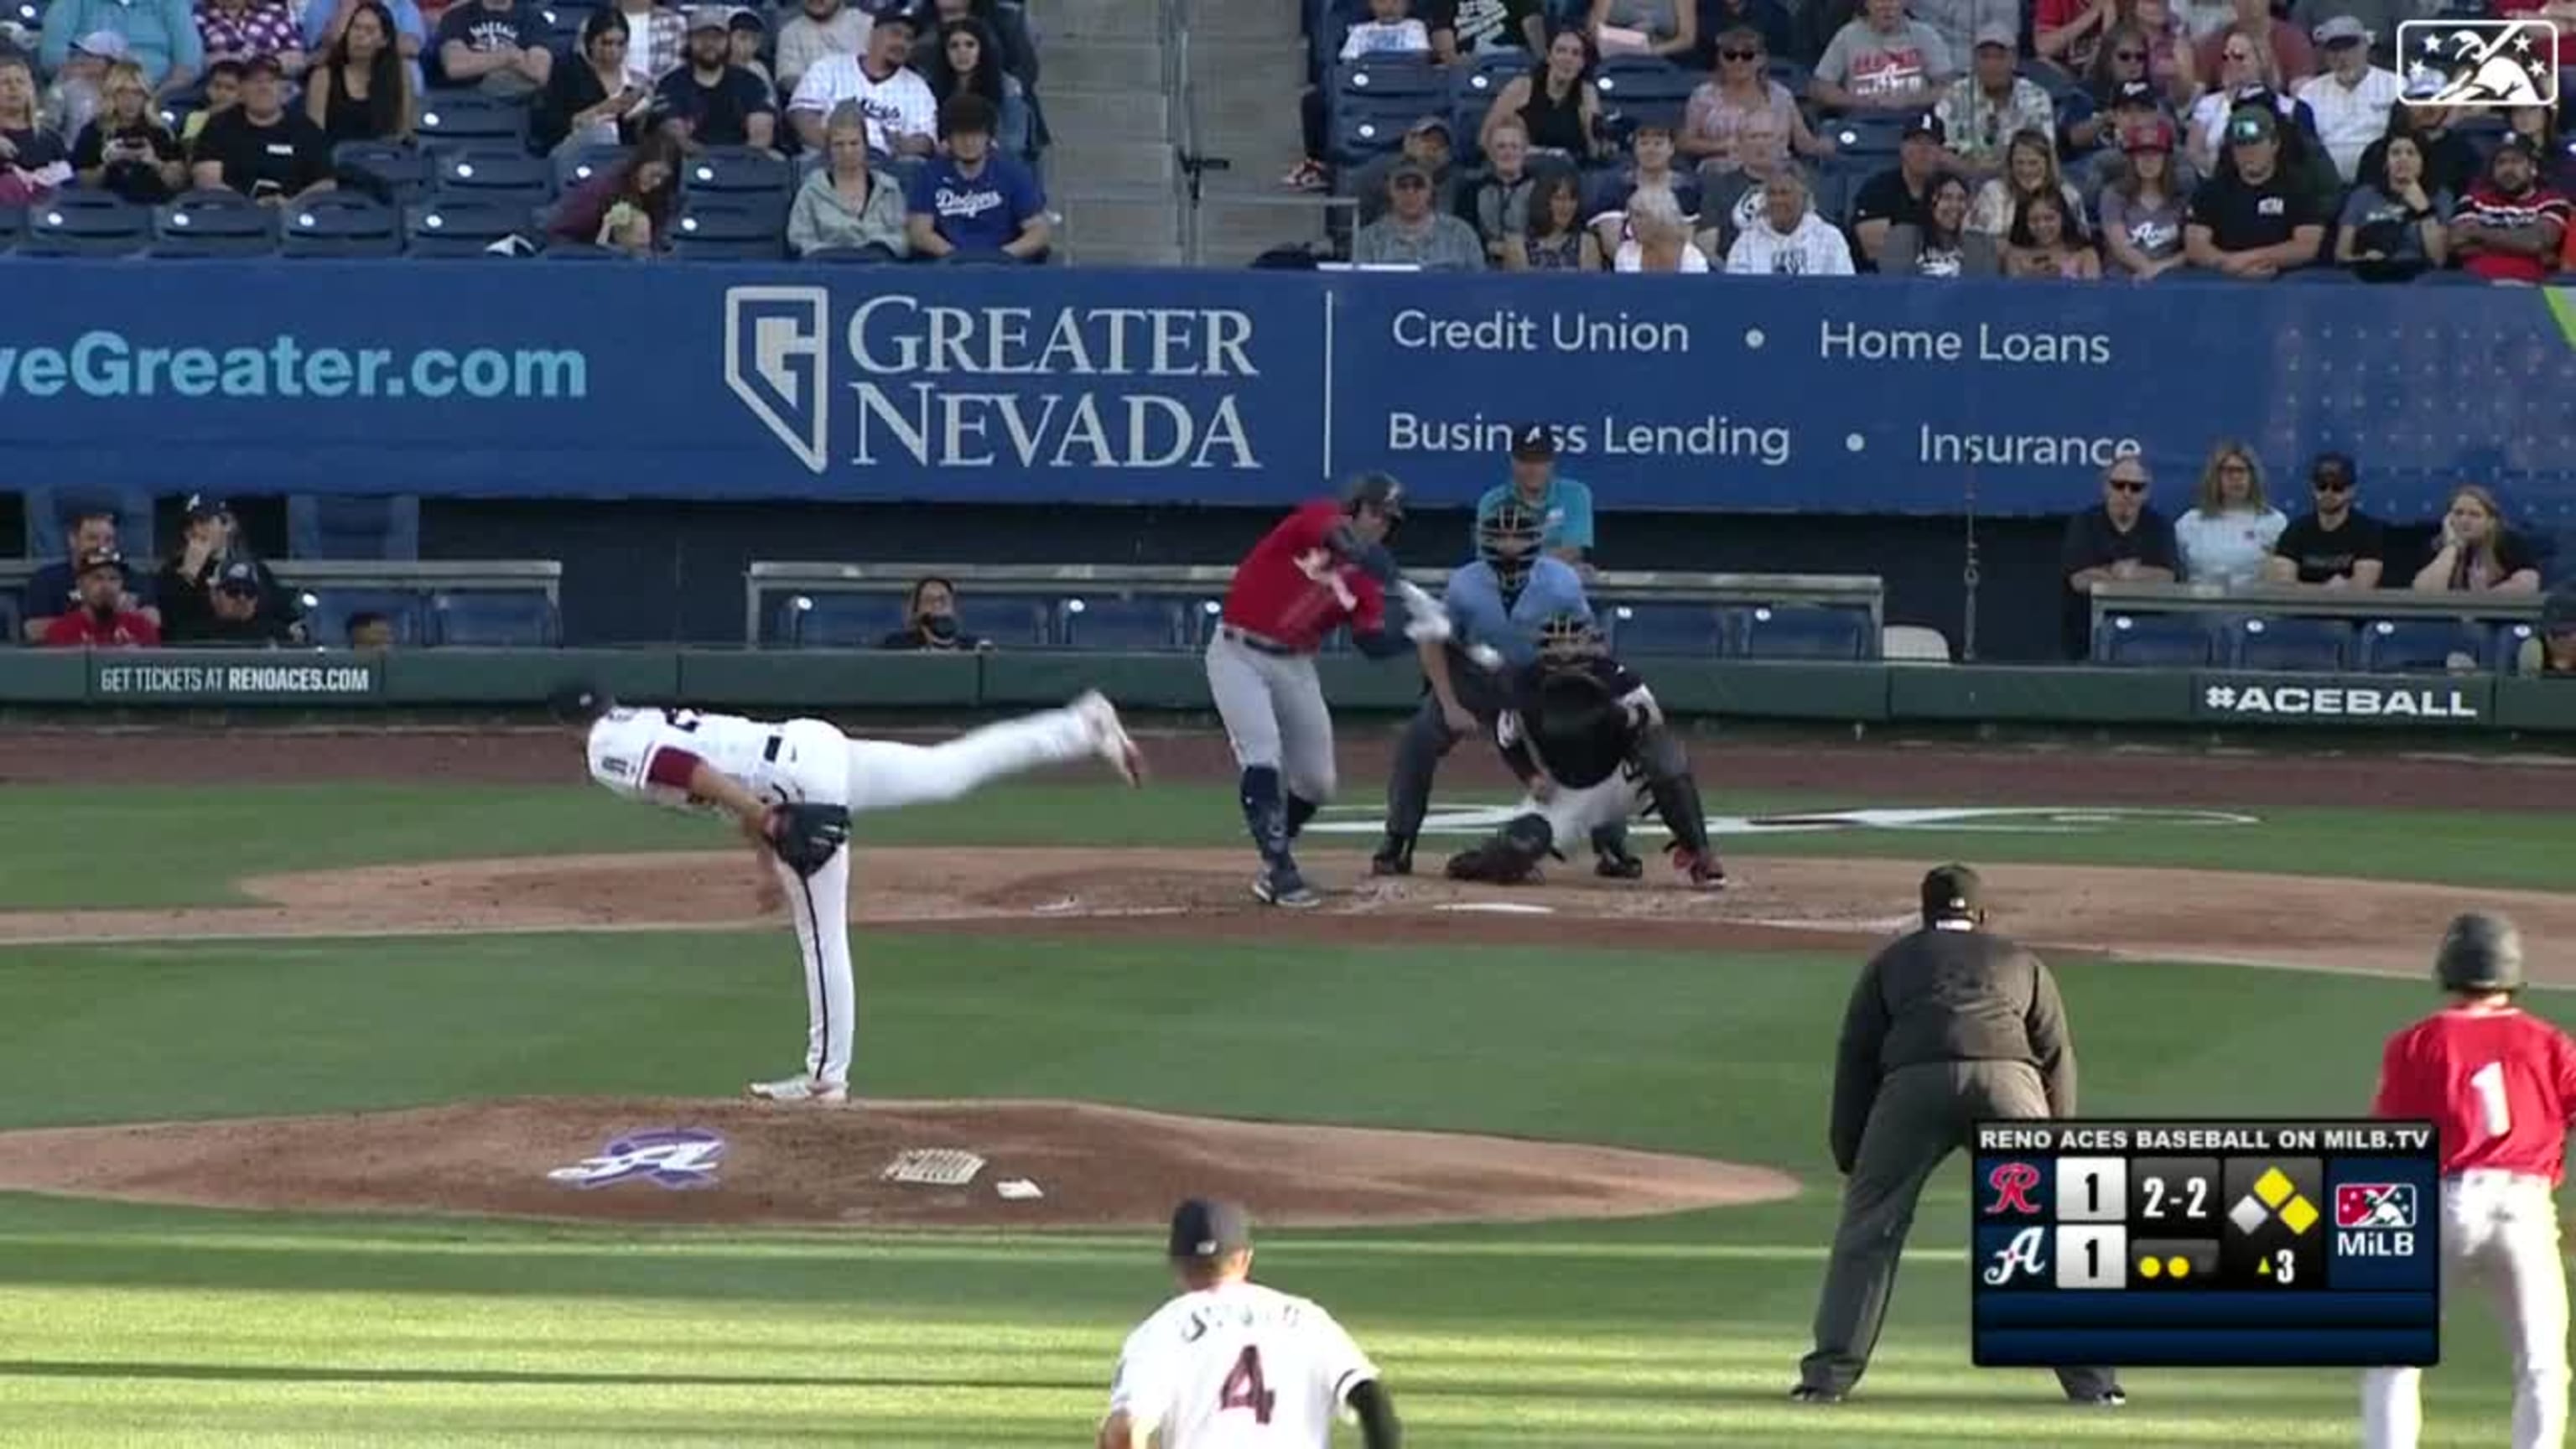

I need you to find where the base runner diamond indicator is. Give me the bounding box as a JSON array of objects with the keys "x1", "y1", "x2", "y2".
[
  {"x1": 2230, "y1": 1195, "x2": 2270, "y2": 1235},
  {"x1": 2255, "y1": 1167, "x2": 2295, "y2": 1208}
]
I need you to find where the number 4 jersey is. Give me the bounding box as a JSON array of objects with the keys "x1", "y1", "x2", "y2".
[
  {"x1": 1108, "y1": 1280, "x2": 1378, "y2": 1448},
  {"x1": 2375, "y1": 1005, "x2": 2576, "y2": 1182}
]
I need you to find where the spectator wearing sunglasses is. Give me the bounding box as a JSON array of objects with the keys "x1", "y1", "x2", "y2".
[
  {"x1": 2263, "y1": 452, "x2": 2385, "y2": 589},
  {"x1": 2060, "y1": 455, "x2": 2179, "y2": 658}
]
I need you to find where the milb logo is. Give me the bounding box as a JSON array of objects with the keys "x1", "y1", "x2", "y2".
[{"x1": 2335, "y1": 1182, "x2": 2418, "y2": 1257}]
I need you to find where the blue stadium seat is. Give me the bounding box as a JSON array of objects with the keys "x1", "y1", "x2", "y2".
[
  {"x1": 0, "y1": 592, "x2": 18, "y2": 647},
  {"x1": 301, "y1": 589, "x2": 425, "y2": 647},
  {"x1": 428, "y1": 591, "x2": 558, "y2": 646},
  {"x1": 1730, "y1": 604, "x2": 1874, "y2": 661},
  {"x1": 0, "y1": 204, "x2": 23, "y2": 252},
  {"x1": 684, "y1": 147, "x2": 793, "y2": 216},
  {"x1": 334, "y1": 139, "x2": 433, "y2": 204},
  {"x1": 1056, "y1": 595, "x2": 1185, "y2": 651},
  {"x1": 17, "y1": 195, "x2": 150, "y2": 257},
  {"x1": 288, "y1": 495, "x2": 422, "y2": 559},
  {"x1": 1825, "y1": 114, "x2": 1909, "y2": 158},
  {"x1": 2093, "y1": 612, "x2": 2215, "y2": 666},
  {"x1": 416, "y1": 92, "x2": 530, "y2": 149},
  {"x1": 2228, "y1": 615, "x2": 2352, "y2": 671},
  {"x1": 5, "y1": 0, "x2": 43, "y2": 29},
  {"x1": 279, "y1": 192, "x2": 404, "y2": 257},
  {"x1": 24, "y1": 484, "x2": 153, "y2": 560},
  {"x1": 434, "y1": 148, "x2": 555, "y2": 207},
  {"x1": 1336, "y1": 58, "x2": 1443, "y2": 101},
  {"x1": 1592, "y1": 57, "x2": 1699, "y2": 103},
  {"x1": 407, "y1": 199, "x2": 535, "y2": 257},
  {"x1": 782, "y1": 593, "x2": 900, "y2": 647},
  {"x1": 2492, "y1": 621, "x2": 2541, "y2": 674},
  {"x1": 1331, "y1": 96, "x2": 1432, "y2": 165},
  {"x1": 1606, "y1": 602, "x2": 1723, "y2": 657},
  {"x1": 559, "y1": 142, "x2": 627, "y2": 189},
  {"x1": 2359, "y1": 619, "x2": 2483, "y2": 673},
  {"x1": 149, "y1": 190, "x2": 277, "y2": 257},
  {"x1": 671, "y1": 205, "x2": 784, "y2": 261},
  {"x1": 1763, "y1": 58, "x2": 1811, "y2": 95}
]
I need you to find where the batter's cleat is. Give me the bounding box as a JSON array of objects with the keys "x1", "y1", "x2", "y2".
[
  {"x1": 1368, "y1": 835, "x2": 1414, "y2": 876},
  {"x1": 747, "y1": 1076, "x2": 849, "y2": 1104},
  {"x1": 1787, "y1": 1386, "x2": 1846, "y2": 1405},
  {"x1": 1071, "y1": 691, "x2": 1145, "y2": 786},
  {"x1": 1252, "y1": 865, "x2": 1322, "y2": 909},
  {"x1": 2070, "y1": 1389, "x2": 2127, "y2": 1408},
  {"x1": 1593, "y1": 844, "x2": 1646, "y2": 880}
]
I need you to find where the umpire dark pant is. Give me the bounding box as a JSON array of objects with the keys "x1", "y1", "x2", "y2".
[
  {"x1": 1382, "y1": 643, "x2": 1512, "y2": 842},
  {"x1": 1799, "y1": 1060, "x2": 2121, "y2": 1401}
]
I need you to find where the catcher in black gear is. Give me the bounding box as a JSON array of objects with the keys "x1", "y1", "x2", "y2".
[{"x1": 1443, "y1": 615, "x2": 1726, "y2": 889}]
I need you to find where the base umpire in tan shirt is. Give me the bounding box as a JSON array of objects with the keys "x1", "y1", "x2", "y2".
[{"x1": 1790, "y1": 864, "x2": 2126, "y2": 1407}]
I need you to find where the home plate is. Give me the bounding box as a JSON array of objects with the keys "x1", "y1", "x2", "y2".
[{"x1": 1436, "y1": 901, "x2": 1557, "y2": 916}]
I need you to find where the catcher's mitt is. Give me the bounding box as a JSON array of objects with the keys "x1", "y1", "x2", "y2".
[
  {"x1": 766, "y1": 802, "x2": 851, "y2": 878},
  {"x1": 1443, "y1": 814, "x2": 1553, "y2": 885}
]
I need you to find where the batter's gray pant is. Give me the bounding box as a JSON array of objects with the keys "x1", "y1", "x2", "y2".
[
  {"x1": 1799, "y1": 1060, "x2": 2120, "y2": 1401},
  {"x1": 1204, "y1": 630, "x2": 1337, "y2": 803}
]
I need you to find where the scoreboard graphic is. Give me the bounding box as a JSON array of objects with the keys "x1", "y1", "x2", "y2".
[{"x1": 1970, "y1": 1119, "x2": 2440, "y2": 1368}]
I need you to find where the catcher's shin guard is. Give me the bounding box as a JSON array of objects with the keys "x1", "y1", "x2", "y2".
[{"x1": 1636, "y1": 730, "x2": 1722, "y2": 883}]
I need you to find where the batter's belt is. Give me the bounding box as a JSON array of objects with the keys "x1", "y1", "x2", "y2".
[{"x1": 1220, "y1": 625, "x2": 1299, "y2": 657}]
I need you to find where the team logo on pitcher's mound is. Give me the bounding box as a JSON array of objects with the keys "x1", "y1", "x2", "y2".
[{"x1": 548, "y1": 1129, "x2": 727, "y2": 1190}]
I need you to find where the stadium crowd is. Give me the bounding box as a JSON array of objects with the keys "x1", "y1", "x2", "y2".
[
  {"x1": 0, "y1": 0, "x2": 1048, "y2": 257},
  {"x1": 1305, "y1": 0, "x2": 2575, "y2": 278}
]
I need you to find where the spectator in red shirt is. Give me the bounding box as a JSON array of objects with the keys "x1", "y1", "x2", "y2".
[
  {"x1": 2451, "y1": 132, "x2": 2568, "y2": 283},
  {"x1": 22, "y1": 508, "x2": 155, "y2": 640},
  {"x1": 40, "y1": 549, "x2": 161, "y2": 648}
]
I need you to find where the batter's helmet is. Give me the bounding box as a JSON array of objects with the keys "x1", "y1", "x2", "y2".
[
  {"x1": 547, "y1": 679, "x2": 615, "y2": 725},
  {"x1": 1477, "y1": 499, "x2": 1544, "y2": 593},
  {"x1": 1536, "y1": 610, "x2": 1606, "y2": 662},
  {"x1": 2436, "y1": 911, "x2": 2525, "y2": 994},
  {"x1": 1343, "y1": 471, "x2": 1407, "y2": 519}
]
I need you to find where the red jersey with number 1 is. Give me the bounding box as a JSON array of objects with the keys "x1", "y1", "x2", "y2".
[
  {"x1": 2374, "y1": 1006, "x2": 2576, "y2": 1182},
  {"x1": 1220, "y1": 501, "x2": 1387, "y2": 653}
]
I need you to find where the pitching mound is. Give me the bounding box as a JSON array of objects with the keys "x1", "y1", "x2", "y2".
[{"x1": 0, "y1": 1098, "x2": 1795, "y2": 1228}]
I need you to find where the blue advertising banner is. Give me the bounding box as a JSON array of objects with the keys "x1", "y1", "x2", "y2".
[{"x1": 5, "y1": 260, "x2": 2573, "y2": 520}]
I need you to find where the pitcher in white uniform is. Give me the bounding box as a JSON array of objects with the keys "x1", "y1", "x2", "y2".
[
  {"x1": 554, "y1": 682, "x2": 1145, "y2": 1104},
  {"x1": 1099, "y1": 1198, "x2": 1402, "y2": 1449}
]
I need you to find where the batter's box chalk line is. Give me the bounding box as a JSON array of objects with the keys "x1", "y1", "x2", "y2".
[{"x1": 880, "y1": 1149, "x2": 987, "y2": 1187}]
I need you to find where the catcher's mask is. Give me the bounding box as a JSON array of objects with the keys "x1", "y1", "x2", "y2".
[
  {"x1": 1477, "y1": 500, "x2": 1545, "y2": 594},
  {"x1": 1535, "y1": 611, "x2": 1605, "y2": 665}
]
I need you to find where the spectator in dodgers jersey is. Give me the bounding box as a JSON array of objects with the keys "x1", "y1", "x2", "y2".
[
  {"x1": 2264, "y1": 451, "x2": 2386, "y2": 587},
  {"x1": 905, "y1": 93, "x2": 1047, "y2": 260},
  {"x1": 787, "y1": 100, "x2": 909, "y2": 257},
  {"x1": 1810, "y1": 0, "x2": 1954, "y2": 115},
  {"x1": 2184, "y1": 106, "x2": 2325, "y2": 278},
  {"x1": 1848, "y1": 111, "x2": 1945, "y2": 265},
  {"x1": 1353, "y1": 157, "x2": 1486, "y2": 268},
  {"x1": 432, "y1": 0, "x2": 551, "y2": 96},
  {"x1": 2174, "y1": 440, "x2": 2288, "y2": 587},
  {"x1": 24, "y1": 512, "x2": 154, "y2": 641},
  {"x1": 190, "y1": 55, "x2": 334, "y2": 202},
  {"x1": 790, "y1": 10, "x2": 932, "y2": 154},
  {"x1": 775, "y1": 0, "x2": 866, "y2": 101},
  {"x1": 2412, "y1": 484, "x2": 2543, "y2": 596},
  {"x1": 1474, "y1": 425, "x2": 1597, "y2": 567},
  {"x1": 42, "y1": 551, "x2": 161, "y2": 648},
  {"x1": 1725, "y1": 166, "x2": 1856, "y2": 274},
  {"x1": 2451, "y1": 133, "x2": 2569, "y2": 286},
  {"x1": 652, "y1": 6, "x2": 774, "y2": 149},
  {"x1": 1098, "y1": 1200, "x2": 1401, "y2": 1449},
  {"x1": 2059, "y1": 454, "x2": 2178, "y2": 657},
  {"x1": 1935, "y1": 22, "x2": 2055, "y2": 179},
  {"x1": 1792, "y1": 865, "x2": 2123, "y2": 1408},
  {"x1": 2295, "y1": 15, "x2": 2397, "y2": 182}
]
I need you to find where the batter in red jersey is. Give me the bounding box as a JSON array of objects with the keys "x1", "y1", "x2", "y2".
[
  {"x1": 2366, "y1": 911, "x2": 2576, "y2": 1449},
  {"x1": 1205, "y1": 473, "x2": 1452, "y2": 907}
]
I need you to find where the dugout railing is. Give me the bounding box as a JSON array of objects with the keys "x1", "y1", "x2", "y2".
[{"x1": 2088, "y1": 583, "x2": 2551, "y2": 675}]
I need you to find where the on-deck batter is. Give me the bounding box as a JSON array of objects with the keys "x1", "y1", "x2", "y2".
[
  {"x1": 2365, "y1": 912, "x2": 2575, "y2": 1449},
  {"x1": 554, "y1": 683, "x2": 1145, "y2": 1104}
]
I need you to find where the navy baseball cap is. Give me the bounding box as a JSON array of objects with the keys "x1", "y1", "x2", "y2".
[
  {"x1": 184, "y1": 492, "x2": 230, "y2": 519},
  {"x1": 75, "y1": 546, "x2": 127, "y2": 577},
  {"x1": 1902, "y1": 111, "x2": 1944, "y2": 142},
  {"x1": 216, "y1": 559, "x2": 262, "y2": 596},
  {"x1": 2543, "y1": 589, "x2": 2576, "y2": 636},
  {"x1": 1168, "y1": 1198, "x2": 1252, "y2": 1259},
  {"x1": 1510, "y1": 423, "x2": 1558, "y2": 460},
  {"x1": 1921, "y1": 864, "x2": 1984, "y2": 922}
]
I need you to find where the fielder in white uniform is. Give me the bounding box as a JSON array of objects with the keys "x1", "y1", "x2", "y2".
[
  {"x1": 1101, "y1": 1198, "x2": 1401, "y2": 1449},
  {"x1": 558, "y1": 683, "x2": 1145, "y2": 1104}
]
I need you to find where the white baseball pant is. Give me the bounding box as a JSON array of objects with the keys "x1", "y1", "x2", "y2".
[
  {"x1": 1520, "y1": 766, "x2": 1647, "y2": 858},
  {"x1": 771, "y1": 707, "x2": 1102, "y2": 1089},
  {"x1": 2362, "y1": 1170, "x2": 2570, "y2": 1449}
]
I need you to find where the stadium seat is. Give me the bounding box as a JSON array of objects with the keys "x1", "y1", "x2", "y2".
[
  {"x1": 434, "y1": 148, "x2": 555, "y2": 207},
  {"x1": 2492, "y1": 621, "x2": 2540, "y2": 674},
  {"x1": 428, "y1": 591, "x2": 558, "y2": 646},
  {"x1": 0, "y1": 204, "x2": 23, "y2": 252},
  {"x1": 5, "y1": 0, "x2": 42, "y2": 29},
  {"x1": 288, "y1": 495, "x2": 422, "y2": 559},
  {"x1": 1825, "y1": 114, "x2": 1909, "y2": 158},
  {"x1": 17, "y1": 195, "x2": 151, "y2": 257},
  {"x1": 1055, "y1": 595, "x2": 1184, "y2": 651},
  {"x1": 1730, "y1": 604, "x2": 1875, "y2": 661},
  {"x1": 779, "y1": 592, "x2": 906, "y2": 647},
  {"x1": 24, "y1": 484, "x2": 153, "y2": 560},
  {"x1": 334, "y1": 139, "x2": 433, "y2": 204},
  {"x1": 2359, "y1": 618, "x2": 2483, "y2": 673},
  {"x1": 671, "y1": 205, "x2": 784, "y2": 261},
  {"x1": 1605, "y1": 602, "x2": 1723, "y2": 657},
  {"x1": 149, "y1": 190, "x2": 277, "y2": 257},
  {"x1": 684, "y1": 147, "x2": 793, "y2": 216},
  {"x1": 0, "y1": 592, "x2": 18, "y2": 647},
  {"x1": 2228, "y1": 615, "x2": 2351, "y2": 672},
  {"x1": 2093, "y1": 613, "x2": 2215, "y2": 666},
  {"x1": 1331, "y1": 96, "x2": 1432, "y2": 165},
  {"x1": 300, "y1": 588, "x2": 425, "y2": 646},
  {"x1": 1592, "y1": 56, "x2": 1699, "y2": 104},
  {"x1": 407, "y1": 199, "x2": 536, "y2": 257},
  {"x1": 417, "y1": 92, "x2": 530, "y2": 149},
  {"x1": 278, "y1": 193, "x2": 403, "y2": 257},
  {"x1": 559, "y1": 141, "x2": 627, "y2": 189},
  {"x1": 1336, "y1": 58, "x2": 1443, "y2": 101}
]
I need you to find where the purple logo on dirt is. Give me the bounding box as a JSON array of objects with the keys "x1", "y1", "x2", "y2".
[{"x1": 546, "y1": 1129, "x2": 726, "y2": 1191}]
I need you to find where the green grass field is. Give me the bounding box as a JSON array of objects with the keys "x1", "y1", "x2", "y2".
[{"x1": 2, "y1": 763, "x2": 2571, "y2": 1446}]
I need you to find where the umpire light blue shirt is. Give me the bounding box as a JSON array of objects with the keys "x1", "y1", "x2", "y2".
[
  {"x1": 1444, "y1": 557, "x2": 1592, "y2": 668},
  {"x1": 1472, "y1": 475, "x2": 1597, "y2": 554}
]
